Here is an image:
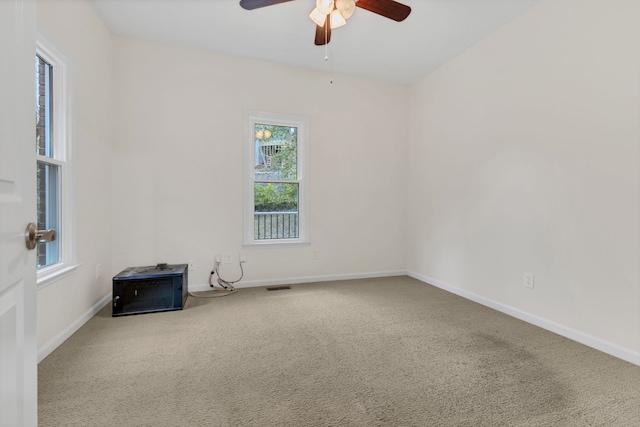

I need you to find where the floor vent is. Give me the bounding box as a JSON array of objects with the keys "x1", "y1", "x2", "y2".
[{"x1": 266, "y1": 286, "x2": 291, "y2": 291}]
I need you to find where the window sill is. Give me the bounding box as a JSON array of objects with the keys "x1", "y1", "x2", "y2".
[
  {"x1": 243, "y1": 240, "x2": 310, "y2": 250},
  {"x1": 37, "y1": 263, "x2": 81, "y2": 290}
]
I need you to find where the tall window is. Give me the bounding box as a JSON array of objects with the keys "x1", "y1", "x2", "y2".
[
  {"x1": 244, "y1": 111, "x2": 309, "y2": 247},
  {"x1": 36, "y1": 55, "x2": 59, "y2": 268},
  {"x1": 36, "y1": 35, "x2": 76, "y2": 287}
]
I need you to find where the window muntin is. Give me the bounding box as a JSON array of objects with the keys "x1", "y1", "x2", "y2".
[{"x1": 244, "y1": 112, "x2": 309, "y2": 247}]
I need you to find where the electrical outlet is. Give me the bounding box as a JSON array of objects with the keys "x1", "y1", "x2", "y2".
[
  {"x1": 239, "y1": 251, "x2": 247, "y2": 262},
  {"x1": 313, "y1": 250, "x2": 319, "y2": 260},
  {"x1": 224, "y1": 253, "x2": 232, "y2": 264},
  {"x1": 188, "y1": 260, "x2": 195, "y2": 271},
  {"x1": 215, "y1": 254, "x2": 222, "y2": 263},
  {"x1": 96, "y1": 264, "x2": 101, "y2": 280},
  {"x1": 524, "y1": 272, "x2": 534, "y2": 289}
]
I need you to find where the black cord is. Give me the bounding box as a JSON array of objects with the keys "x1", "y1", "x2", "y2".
[
  {"x1": 190, "y1": 261, "x2": 243, "y2": 299},
  {"x1": 208, "y1": 260, "x2": 245, "y2": 289},
  {"x1": 216, "y1": 261, "x2": 244, "y2": 285}
]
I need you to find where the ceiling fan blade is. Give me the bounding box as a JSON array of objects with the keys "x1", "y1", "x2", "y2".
[
  {"x1": 239, "y1": 0, "x2": 295, "y2": 10},
  {"x1": 314, "y1": 15, "x2": 332, "y2": 46},
  {"x1": 355, "y1": 0, "x2": 411, "y2": 22}
]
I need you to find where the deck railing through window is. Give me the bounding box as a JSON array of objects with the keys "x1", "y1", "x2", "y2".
[{"x1": 254, "y1": 211, "x2": 299, "y2": 240}]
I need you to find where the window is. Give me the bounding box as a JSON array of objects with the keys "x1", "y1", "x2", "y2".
[
  {"x1": 243, "y1": 111, "x2": 309, "y2": 247},
  {"x1": 36, "y1": 55, "x2": 58, "y2": 268},
  {"x1": 36, "y1": 34, "x2": 77, "y2": 287}
]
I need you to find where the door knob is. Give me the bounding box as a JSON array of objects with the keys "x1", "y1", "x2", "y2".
[{"x1": 25, "y1": 222, "x2": 56, "y2": 250}]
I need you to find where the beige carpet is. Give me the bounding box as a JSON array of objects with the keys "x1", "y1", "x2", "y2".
[{"x1": 39, "y1": 276, "x2": 640, "y2": 426}]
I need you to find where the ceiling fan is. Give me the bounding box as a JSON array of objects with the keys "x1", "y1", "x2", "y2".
[{"x1": 239, "y1": 0, "x2": 411, "y2": 46}]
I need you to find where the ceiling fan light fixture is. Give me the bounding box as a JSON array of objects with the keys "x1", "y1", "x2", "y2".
[
  {"x1": 239, "y1": 0, "x2": 411, "y2": 46},
  {"x1": 329, "y1": 9, "x2": 346, "y2": 29},
  {"x1": 309, "y1": 7, "x2": 327, "y2": 27},
  {"x1": 335, "y1": 0, "x2": 356, "y2": 20},
  {"x1": 315, "y1": 0, "x2": 334, "y2": 15}
]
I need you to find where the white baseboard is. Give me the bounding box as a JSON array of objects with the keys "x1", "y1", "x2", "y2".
[
  {"x1": 188, "y1": 269, "x2": 407, "y2": 292},
  {"x1": 407, "y1": 271, "x2": 640, "y2": 367},
  {"x1": 38, "y1": 292, "x2": 112, "y2": 363}
]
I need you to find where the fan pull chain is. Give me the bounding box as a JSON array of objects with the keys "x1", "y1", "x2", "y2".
[
  {"x1": 322, "y1": 19, "x2": 333, "y2": 84},
  {"x1": 330, "y1": 43, "x2": 333, "y2": 84},
  {"x1": 324, "y1": 44, "x2": 333, "y2": 84}
]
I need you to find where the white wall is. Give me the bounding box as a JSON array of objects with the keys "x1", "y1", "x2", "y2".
[
  {"x1": 407, "y1": 0, "x2": 640, "y2": 356},
  {"x1": 36, "y1": 0, "x2": 113, "y2": 355},
  {"x1": 111, "y1": 37, "x2": 409, "y2": 285},
  {"x1": 37, "y1": 0, "x2": 639, "y2": 365}
]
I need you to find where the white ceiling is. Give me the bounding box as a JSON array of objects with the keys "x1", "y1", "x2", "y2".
[{"x1": 90, "y1": 0, "x2": 542, "y2": 85}]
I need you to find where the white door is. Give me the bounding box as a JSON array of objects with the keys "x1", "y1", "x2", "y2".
[{"x1": 0, "y1": 1, "x2": 38, "y2": 426}]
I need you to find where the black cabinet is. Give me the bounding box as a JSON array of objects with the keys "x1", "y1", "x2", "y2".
[{"x1": 112, "y1": 264, "x2": 188, "y2": 317}]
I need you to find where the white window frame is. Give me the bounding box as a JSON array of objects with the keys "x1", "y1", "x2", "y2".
[
  {"x1": 243, "y1": 110, "x2": 309, "y2": 248},
  {"x1": 36, "y1": 32, "x2": 78, "y2": 288}
]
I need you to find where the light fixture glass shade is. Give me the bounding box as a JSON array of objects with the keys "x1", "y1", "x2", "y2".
[
  {"x1": 336, "y1": 0, "x2": 356, "y2": 19},
  {"x1": 329, "y1": 10, "x2": 346, "y2": 29},
  {"x1": 316, "y1": 0, "x2": 334, "y2": 15},
  {"x1": 309, "y1": 7, "x2": 327, "y2": 27}
]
